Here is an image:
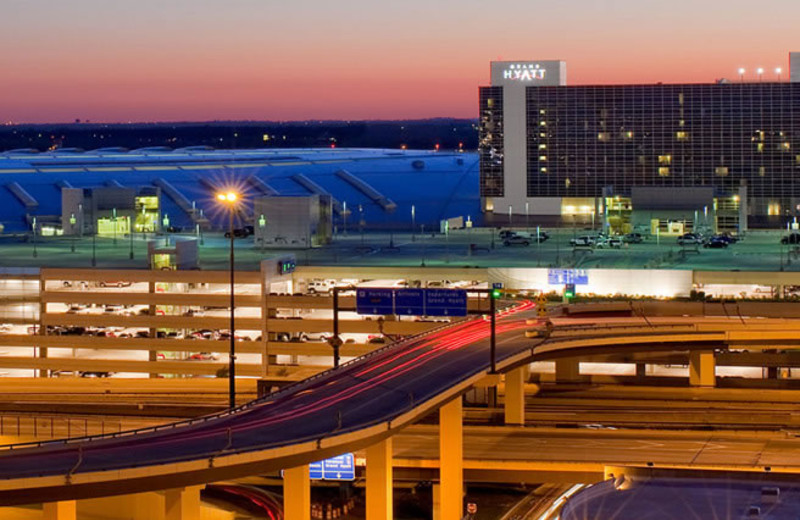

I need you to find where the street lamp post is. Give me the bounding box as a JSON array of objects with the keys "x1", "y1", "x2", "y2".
[
  {"x1": 258, "y1": 213, "x2": 267, "y2": 254},
  {"x1": 217, "y1": 191, "x2": 239, "y2": 409},
  {"x1": 32, "y1": 217, "x2": 37, "y2": 258},
  {"x1": 411, "y1": 205, "x2": 416, "y2": 242},
  {"x1": 69, "y1": 213, "x2": 77, "y2": 253},
  {"x1": 162, "y1": 214, "x2": 170, "y2": 246}
]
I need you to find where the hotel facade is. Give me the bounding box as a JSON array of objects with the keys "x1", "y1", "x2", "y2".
[{"x1": 479, "y1": 54, "x2": 800, "y2": 234}]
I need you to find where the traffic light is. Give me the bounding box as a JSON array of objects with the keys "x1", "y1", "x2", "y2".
[{"x1": 491, "y1": 288, "x2": 503, "y2": 299}]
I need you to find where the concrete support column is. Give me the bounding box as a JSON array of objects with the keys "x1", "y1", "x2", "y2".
[
  {"x1": 439, "y1": 398, "x2": 463, "y2": 520},
  {"x1": 148, "y1": 280, "x2": 158, "y2": 378},
  {"x1": 366, "y1": 437, "x2": 393, "y2": 520},
  {"x1": 504, "y1": 366, "x2": 528, "y2": 426},
  {"x1": 42, "y1": 501, "x2": 76, "y2": 520},
  {"x1": 133, "y1": 492, "x2": 165, "y2": 520},
  {"x1": 689, "y1": 350, "x2": 716, "y2": 387},
  {"x1": 555, "y1": 358, "x2": 580, "y2": 382},
  {"x1": 432, "y1": 483, "x2": 441, "y2": 520},
  {"x1": 284, "y1": 464, "x2": 310, "y2": 520},
  {"x1": 164, "y1": 486, "x2": 201, "y2": 520}
]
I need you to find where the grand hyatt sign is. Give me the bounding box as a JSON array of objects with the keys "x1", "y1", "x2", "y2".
[
  {"x1": 503, "y1": 63, "x2": 546, "y2": 81},
  {"x1": 490, "y1": 60, "x2": 566, "y2": 87}
]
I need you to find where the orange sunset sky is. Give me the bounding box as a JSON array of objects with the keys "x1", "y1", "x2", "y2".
[{"x1": 2, "y1": 0, "x2": 797, "y2": 123}]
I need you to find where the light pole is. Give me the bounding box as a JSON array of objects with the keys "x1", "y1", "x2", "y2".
[
  {"x1": 258, "y1": 213, "x2": 267, "y2": 254},
  {"x1": 411, "y1": 205, "x2": 416, "y2": 242},
  {"x1": 162, "y1": 214, "x2": 170, "y2": 246},
  {"x1": 216, "y1": 191, "x2": 239, "y2": 409},
  {"x1": 69, "y1": 213, "x2": 76, "y2": 253},
  {"x1": 32, "y1": 217, "x2": 37, "y2": 258}
]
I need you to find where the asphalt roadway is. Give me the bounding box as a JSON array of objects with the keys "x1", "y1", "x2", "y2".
[
  {"x1": 0, "y1": 302, "x2": 536, "y2": 481},
  {"x1": 1, "y1": 227, "x2": 799, "y2": 271}
]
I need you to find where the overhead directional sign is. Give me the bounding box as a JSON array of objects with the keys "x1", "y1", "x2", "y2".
[
  {"x1": 356, "y1": 288, "x2": 394, "y2": 315},
  {"x1": 424, "y1": 289, "x2": 467, "y2": 316},
  {"x1": 548, "y1": 268, "x2": 589, "y2": 285},
  {"x1": 308, "y1": 453, "x2": 355, "y2": 481},
  {"x1": 394, "y1": 288, "x2": 425, "y2": 315},
  {"x1": 355, "y1": 288, "x2": 469, "y2": 317}
]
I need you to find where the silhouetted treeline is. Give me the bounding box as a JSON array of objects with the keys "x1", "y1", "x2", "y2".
[{"x1": 0, "y1": 119, "x2": 478, "y2": 152}]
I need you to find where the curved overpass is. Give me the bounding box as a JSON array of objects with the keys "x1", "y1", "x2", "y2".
[{"x1": 0, "y1": 305, "x2": 799, "y2": 505}]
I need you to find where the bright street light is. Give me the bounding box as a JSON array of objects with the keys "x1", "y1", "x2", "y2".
[{"x1": 216, "y1": 190, "x2": 240, "y2": 409}]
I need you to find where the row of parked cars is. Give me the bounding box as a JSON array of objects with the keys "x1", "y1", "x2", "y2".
[
  {"x1": 676, "y1": 232, "x2": 739, "y2": 248},
  {"x1": 500, "y1": 230, "x2": 550, "y2": 246},
  {"x1": 568, "y1": 233, "x2": 644, "y2": 249}
]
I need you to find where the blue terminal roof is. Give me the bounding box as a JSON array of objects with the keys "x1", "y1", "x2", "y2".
[{"x1": 0, "y1": 148, "x2": 479, "y2": 232}]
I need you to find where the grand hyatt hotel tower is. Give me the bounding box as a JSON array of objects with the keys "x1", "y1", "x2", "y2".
[{"x1": 479, "y1": 54, "x2": 800, "y2": 234}]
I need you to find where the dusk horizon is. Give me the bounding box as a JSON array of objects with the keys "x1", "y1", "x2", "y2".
[{"x1": 3, "y1": 0, "x2": 798, "y2": 124}]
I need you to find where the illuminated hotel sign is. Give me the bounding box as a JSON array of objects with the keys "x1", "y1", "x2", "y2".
[
  {"x1": 491, "y1": 60, "x2": 566, "y2": 87},
  {"x1": 503, "y1": 63, "x2": 546, "y2": 81}
]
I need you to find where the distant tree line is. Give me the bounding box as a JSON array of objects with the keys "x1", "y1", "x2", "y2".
[{"x1": 0, "y1": 119, "x2": 478, "y2": 152}]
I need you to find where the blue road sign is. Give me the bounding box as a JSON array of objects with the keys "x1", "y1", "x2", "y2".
[
  {"x1": 424, "y1": 289, "x2": 467, "y2": 316},
  {"x1": 322, "y1": 453, "x2": 356, "y2": 481},
  {"x1": 492, "y1": 282, "x2": 504, "y2": 289},
  {"x1": 309, "y1": 460, "x2": 324, "y2": 480},
  {"x1": 395, "y1": 288, "x2": 425, "y2": 315},
  {"x1": 356, "y1": 289, "x2": 394, "y2": 315},
  {"x1": 547, "y1": 268, "x2": 589, "y2": 285}
]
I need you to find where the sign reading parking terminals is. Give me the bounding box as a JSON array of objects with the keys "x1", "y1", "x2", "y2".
[
  {"x1": 307, "y1": 453, "x2": 355, "y2": 481},
  {"x1": 356, "y1": 289, "x2": 394, "y2": 315}
]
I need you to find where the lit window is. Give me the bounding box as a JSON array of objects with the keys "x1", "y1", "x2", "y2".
[
  {"x1": 538, "y1": 144, "x2": 547, "y2": 150},
  {"x1": 540, "y1": 167, "x2": 547, "y2": 173},
  {"x1": 539, "y1": 109, "x2": 546, "y2": 115},
  {"x1": 676, "y1": 131, "x2": 689, "y2": 141},
  {"x1": 623, "y1": 131, "x2": 634, "y2": 139},
  {"x1": 539, "y1": 155, "x2": 547, "y2": 161},
  {"x1": 658, "y1": 167, "x2": 670, "y2": 177},
  {"x1": 540, "y1": 120, "x2": 547, "y2": 126},
  {"x1": 768, "y1": 203, "x2": 781, "y2": 216},
  {"x1": 598, "y1": 132, "x2": 610, "y2": 141},
  {"x1": 783, "y1": 142, "x2": 791, "y2": 150},
  {"x1": 565, "y1": 178, "x2": 571, "y2": 188},
  {"x1": 757, "y1": 143, "x2": 764, "y2": 152},
  {"x1": 715, "y1": 166, "x2": 729, "y2": 177},
  {"x1": 540, "y1": 132, "x2": 546, "y2": 138},
  {"x1": 679, "y1": 119, "x2": 685, "y2": 127},
  {"x1": 658, "y1": 155, "x2": 672, "y2": 165},
  {"x1": 759, "y1": 166, "x2": 766, "y2": 176},
  {"x1": 487, "y1": 99, "x2": 494, "y2": 108}
]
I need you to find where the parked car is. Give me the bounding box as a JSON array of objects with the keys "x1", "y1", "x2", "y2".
[
  {"x1": 623, "y1": 233, "x2": 643, "y2": 244},
  {"x1": 595, "y1": 237, "x2": 623, "y2": 249},
  {"x1": 569, "y1": 236, "x2": 595, "y2": 247},
  {"x1": 503, "y1": 234, "x2": 530, "y2": 247},
  {"x1": 98, "y1": 281, "x2": 132, "y2": 288},
  {"x1": 307, "y1": 279, "x2": 335, "y2": 294},
  {"x1": 224, "y1": 225, "x2": 254, "y2": 239},
  {"x1": 677, "y1": 233, "x2": 704, "y2": 246},
  {"x1": 703, "y1": 237, "x2": 729, "y2": 248},
  {"x1": 781, "y1": 233, "x2": 800, "y2": 245},
  {"x1": 188, "y1": 352, "x2": 220, "y2": 361}
]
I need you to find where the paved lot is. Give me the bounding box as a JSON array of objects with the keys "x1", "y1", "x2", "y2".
[{"x1": 0, "y1": 228, "x2": 797, "y2": 271}]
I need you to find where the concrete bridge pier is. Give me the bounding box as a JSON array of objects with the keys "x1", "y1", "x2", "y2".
[
  {"x1": 504, "y1": 366, "x2": 528, "y2": 425},
  {"x1": 366, "y1": 437, "x2": 393, "y2": 520},
  {"x1": 689, "y1": 350, "x2": 716, "y2": 387},
  {"x1": 283, "y1": 464, "x2": 310, "y2": 520},
  {"x1": 43, "y1": 501, "x2": 76, "y2": 520},
  {"x1": 439, "y1": 398, "x2": 463, "y2": 520},
  {"x1": 555, "y1": 358, "x2": 580, "y2": 382},
  {"x1": 164, "y1": 486, "x2": 201, "y2": 520}
]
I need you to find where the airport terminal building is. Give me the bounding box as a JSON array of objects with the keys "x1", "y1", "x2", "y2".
[{"x1": 479, "y1": 53, "x2": 800, "y2": 234}]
